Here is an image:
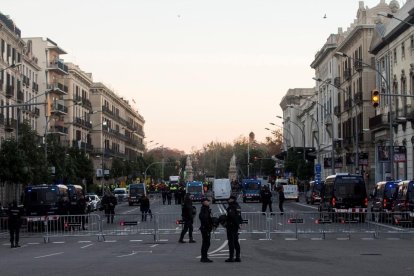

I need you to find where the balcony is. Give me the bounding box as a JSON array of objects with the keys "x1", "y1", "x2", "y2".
[
  {"x1": 47, "y1": 59, "x2": 69, "y2": 75},
  {"x1": 74, "y1": 117, "x2": 92, "y2": 129},
  {"x1": 354, "y1": 91, "x2": 363, "y2": 105},
  {"x1": 17, "y1": 90, "x2": 24, "y2": 103},
  {"x1": 34, "y1": 108, "x2": 40, "y2": 117},
  {"x1": 354, "y1": 60, "x2": 363, "y2": 72},
  {"x1": 344, "y1": 99, "x2": 351, "y2": 112},
  {"x1": 81, "y1": 98, "x2": 92, "y2": 109},
  {"x1": 4, "y1": 118, "x2": 17, "y2": 132},
  {"x1": 6, "y1": 85, "x2": 14, "y2": 98},
  {"x1": 334, "y1": 77, "x2": 341, "y2": 88},
  {"x1": 344, "y1": 68, "x2": 352, "y2": 81},
  {"x1": 50, "y1": 102, "x2": 68, "y2": 115},
  {"x1": 49, "y1": 125, "x2": 68, "y2": 135},
  {"x1": 32, "y1": 82, "x2": 39, "y2": 92},
  {"x1": 334, "y1": 106, "x2": 341, "y2": 117},
  {"x1": 102, "y1": 105, "x2": 114, "y2": 116},
  {"x1": 72, "y1": 140, "x2": 94, "y2": 151},
  {"x1": 0, "y1": 113, "x2": 4, "y2": 125},
  {"x1": 48, "y1": 82, "x2": 68, "y2": 95},
  {"x1": 369, "y1": 113, "x2": 389, "y2": 131}
]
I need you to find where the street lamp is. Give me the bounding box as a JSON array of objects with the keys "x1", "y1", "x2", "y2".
[
  {"x1": 0, "y1": 63, "x2": 21, "y2": 73},
  {"x1": 377, "y1": 12, "x2": 414, "y2": 27},
  {"x1": 335, "y1": 51, "x2": 394, "y2": 178},
  {"x1": 276, "y1": 115, "x2": 306, "y2": 161},
  {"x1": 100, "y1": 120, "x2": 107, "y2": 195}
]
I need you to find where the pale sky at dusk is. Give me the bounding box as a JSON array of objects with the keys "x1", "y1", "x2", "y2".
[{"x1": 1, "y1": 0, "x2": 388, "y2": 152}]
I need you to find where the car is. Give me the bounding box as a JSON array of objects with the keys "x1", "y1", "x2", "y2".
[
  {"x1": 371, "y1": 181, "x2": 399, "y2": 222},
  {"x1": 306, "y1": 181, "x2": 324, "y2": 205},
  {"x1": 391, "y1": 180, "x2": 414, "y2": 224},
  {"x1": 319, "y1": 173, "x2": 368, "y2": 222},
  {"x1": 113, "y1": 188, "x2": 128, "y2": 202},
  {"x1": 86, "y1": 194, "x2": 101, "y2": 211}
]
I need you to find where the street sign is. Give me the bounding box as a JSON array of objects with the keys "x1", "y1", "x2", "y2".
[
  {"x1": 120, "y1": 221, "x2": 138, "y2": 226},
  {"x1": 288, "y1": 218, "x2": 304, "y2": 224}
]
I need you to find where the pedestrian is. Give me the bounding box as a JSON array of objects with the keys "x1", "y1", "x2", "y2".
[
  {"x1": 102, "y1": 192, "x2": 117, "y2": 223},
  {"x1": 140, "y1": 195, "x2": 150, "y2": 222},
  {"x1": 77, "y1": 194, "x2": 88, "y2": 230},
  {"x1": 179, "y1": 193, "x2": 196, "y2": 243},
  {"x1": 167, "y1": 189, "x2": 172, "y2": 205},
  {"x1": 277, "y1": 186, "x2": 285, "y2": 215},
  {"x1": 174, "y1": 189, "x2": 180, "y2": 205},
  {"x1": 161, "y1": 187, "x2": 167, "y2": 205},
  {"x1": 260, "y1": 185, "x2": 274, "y2": 215},
  {"x1": 225, "y1": 195, "x2": 242, "y2": 262},
  {"x1": 8, "y1": 200, "x2": 23, "y2": 248},
  {"x1": 199, "y1": 198, "x2": 213, "y2": 263}
]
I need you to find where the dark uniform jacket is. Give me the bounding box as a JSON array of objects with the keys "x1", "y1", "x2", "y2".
[
  {"x1": 8, "y1": 205, "x2": 23, "y2": 229},
  {"x1": 182, "y1": 198, "x2": 193, "y2": 221},
  {"x1": 260, "y1": 189, "x2": 272, "y2": 203},
  {"x1": 140, "y1": 197, "x2": 150, "y2": 212},
  {"x1": 226, "y1": 202, "x2": 242, "y2": 230},
  {"x1": 199, "y1": 205, "x2": 213, "y2": 232}
]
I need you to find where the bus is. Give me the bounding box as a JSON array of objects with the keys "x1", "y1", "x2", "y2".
[
  {"x1": 186, "y1": 181, "x2": 204, "y2": 202},
  {"x1": 128, "y1": 183, "x2": 147, "y2": 206}
]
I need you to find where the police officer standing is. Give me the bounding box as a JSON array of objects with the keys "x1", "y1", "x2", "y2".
[
  {"x1": 102, "y1": 192, "x2": 117, "y2": 223},
  {"x1": 277, "y1": 186, "x2": 285, "y2": 215},
  {"x1": 260, "y1": 185, "x2": 274, "y2": 215},
  {"x1": 199, "y1": 198, "x2": 213, "y2": 263},
  {"x1": 225, "y1": 195, "x2": 242, "y2": 262},
  {"x1": 179, "y1": 193, "x2": 195, "y2": 243},
  {"x1": 8, "y1": 200, "x2": 23, "y2": 248}
]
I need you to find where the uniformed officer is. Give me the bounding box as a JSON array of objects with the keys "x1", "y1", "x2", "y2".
[
  {"x1": 199, "y1": 198, "x2": 213, "y2": 263},
  {"x1": 8, "y1": 200, "x2": 23, "y2": 248},
  {"x1": 225, "y1": 195, "x2": 242, "y2": 262}
]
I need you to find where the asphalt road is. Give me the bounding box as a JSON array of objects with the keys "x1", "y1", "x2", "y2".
[{"x1": 1, "y1": 192, "x2": 414, "y2": 276}]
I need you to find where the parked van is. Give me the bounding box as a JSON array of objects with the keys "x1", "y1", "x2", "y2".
[
  {"x1": 371, "y1": 181, "x2": 399, "y2": 222},
  {"x1": 212, "y1": 179, "x2": 231, "y2": 203},
  {"x1": 392, "y1": 180, "x2": 414, "y2": 224},
  {"x1": 242, "y1": 179, "x2": 261, "y2": 203},
  {"x1": 128, "y1": 183, "x2": 146, "y2": 206},
  {"x1": 319, "y1": 173, "x2": 368, "y2": 222}
]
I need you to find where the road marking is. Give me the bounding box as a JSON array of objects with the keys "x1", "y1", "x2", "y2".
[
  {"x1": 34, "y1": 252, "x2": 64, "y2": 259},
  {"x1": 130, "y1": 240, "x2": 143, "y2": 242},
  {"x1": 81, "y1": 244, "x2": 94, "y2": 249},
  {"x1": 150, "y1": 244, "x2": 159, "y2": 248},
  {"x1": 219, "y1": 249, "x2": 229, "y2": 252},
  {"x1": 285, "y1": 238, "x2": 298, "y2": 241},
  {"x1": 368, "y1": 221, "x2": 404, "y2": 231},
  {"x1": 294, "y1": 202, "x2": 318, "y2": 210},
  {"x1": 117, "y1": 251, "x2": 152, "y2": 258},
  {"x1": 387, "y1": 237, "x2": 400, "y2": 241},
  {"x1": 311, "y1": 238, "x2": 323, "y2": 241},
  {"x1": 239, "y1": 239, "x2": 246, "y2": 241},
  {"x1": 122, "y1": 208, "x2": 139, "y2": 214},
  {"x1": 3, "y1": 243, "x2": 10, "y2": 246},
  {"x1": 337, "y1": 238, "x2": 349, "y2": 240},
  {"x1": 208, "y1": 240, "x2": 228, "y2": 255},
  {"x1": 78, "y1": 241, "x2": 92, "y2": 243},
  {"x1": 159, "y1": 239, "x2": 168, "y2": 242},
  {"x1": 361, "y1": 238, "x2": 374, "y2": 241},
  {"x1": 27, "y1": 242, "x2": 40, "y2": 245},
  {"x1": 52, "y1": 241, "x2": 65, "y2": 244},
  {"x1": 104, "y1": 240, "x2": 117, "y2": 243}
]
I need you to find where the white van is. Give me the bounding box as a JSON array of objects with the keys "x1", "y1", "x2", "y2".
[
  {"x1": 282, "y1": 185, "x2": 299, "y2": 202},
  {"x1": 212, "y1": 178, "x2": 232, "y2": 203}
]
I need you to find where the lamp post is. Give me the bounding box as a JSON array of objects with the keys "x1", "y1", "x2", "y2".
[
  {"x1": 276, "y1": 115, "x2": 306, "y2": 161},
  {"x1": 377, "y1": 12, "x2": 414, "y2": 27},
  {"x1": 101, "y1": 120, "x2": 107, "y2": 195},
  {"x1": 0, "y1": 63, "x2": 21, "y2": 73},
  {"x1": 335, "y1": 51, "x2": 394, "y2": 178}
]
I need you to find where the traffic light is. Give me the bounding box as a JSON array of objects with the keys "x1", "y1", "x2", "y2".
[{"x1": 371, "y1": 89, "x2": 380, "y2": 108}]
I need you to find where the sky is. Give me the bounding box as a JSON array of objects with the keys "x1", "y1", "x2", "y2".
[{"x1": 1, "y1": 0, "x2": 395, "y2": 152}]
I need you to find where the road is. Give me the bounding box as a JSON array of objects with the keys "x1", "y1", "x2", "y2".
[{"x1": 0, "y1": 192, "x2": 413, "y2": 276}]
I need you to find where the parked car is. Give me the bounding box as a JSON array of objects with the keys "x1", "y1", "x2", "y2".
[
  {"x1": 306, "y1": 181, "x2": 324, "y2": 205},
  {"x1": 113, "y1": 188, "x2": 128, "y2": 202},
  {"x1": 371, "y1": 181, "x2": 399, "y2": 222},
  {"x1": 86, "y1": 194, "x2": 101, "y2": 211}
]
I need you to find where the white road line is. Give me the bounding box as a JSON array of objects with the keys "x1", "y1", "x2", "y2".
[
  {"x1": 311, "y1": 238, "x2": 323, "y2": 241},
  {"x1": 130, "y1": 240, "x2": 143, "y2": 242},
  {"x1": 337, "y1": 238, "x2": 349, "y2": 240},
  {"x1": 34, "y1": 252, "x2": 64, "y2": 259},
  {"x1": 158, "y1": 239, "x2": 168, "y2": 242},
  {"x1": 150, "y1": 244, "x2": 159, "y2": 248},
  {"x1": 104, "y1": 240, "x2": 117, "y2": 243},
  {"x1": 117, "y1": 251, "x2": 152, "y2": 258},
  {"x1": 81, "y1": 244, "x2": 94, "y2": 249},
  {"x1": 122, "y1": 208, "x2": 139, "y2": 214},
  {"x1": 219, "y1": 249, "x2": 229, "y2": 252},
  {"x1": 27, "y1": 242, "x2": 40, "y2": 245},
  {"x1": 368, "y1": 221, "x2": 404, "y2": 231},
  {"x1": 361, "y1": 238, "x2": 374, "y2": 241},
  {"x1": 78, "y1": 241, "x2": 92, "y2": 243},
  {"x1": 387, "y1": 237, "x2": 400, "y2": 241},
  {"x1": 52, "y1": 241, "x2": 65, "y2": 244},
  {"x1": 294, "y1": 202, "x2": 318, "y2": 210},
  {"x1": 208, "y1": 240, "x2": 228, "y2": 255},
  {"x1": 285, "y1": 238, "x2": 298, "y2": 241}
]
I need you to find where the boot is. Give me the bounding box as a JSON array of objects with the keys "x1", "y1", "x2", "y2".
[
  {"x1": 225, "y1": 258, "x2": 234, "y2": 262},
  {"x1": 200, "y1": 258, "x2": 213, "y2": 263},
  {"x1": 189, "y1": 239, "x2": 196, "y2": 243},
  {"x1": 10, "y1": 243, "x2": 14, "y2": 248}
]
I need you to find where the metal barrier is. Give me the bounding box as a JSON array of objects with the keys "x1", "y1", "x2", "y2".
[
  {"x1": 100, "y1": 213, "x2": 156, "y2": 241},
  {"x1": 1, "y1": 211, "x2": 413, "y2": 243}
]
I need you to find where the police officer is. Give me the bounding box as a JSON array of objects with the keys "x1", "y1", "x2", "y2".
[
  {"x1": 179, "y1": 193, "x2": 195, "y2": 243},
  {"x1": 166, "y1": 188, "x2": 172, "y2": 205},
  {"x1": 77, "y1": 194, "x2": 88, "y2": 230},
  {"x1": 225, "y1": 195, "x2": 242, "y2": 262},
  {"x1": 8, "y1": 200, "x2": 23, "y2": 248},
  {"x1": 199, "y1": 198, "x2": 213, "y2": 263},
  {"x1": 277, "y1": 186, "x2": 285, "y2": 215},
  {"x1": 102, "y1": 192, "x2": 117, "y2": 223},
  {"x1": 260, "y1": 185, "x2": 274, "y2": 215},
  {"x1": 140, "y1": 195, "x2": 150, "y2": 222}
]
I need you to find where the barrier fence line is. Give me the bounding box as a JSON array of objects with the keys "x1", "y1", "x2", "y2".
[{"x1": 1, "y1": 211, "x2": 413, "y2": 243}]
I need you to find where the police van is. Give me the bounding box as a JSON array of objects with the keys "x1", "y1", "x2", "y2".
[
  {"x1": 371, "y1": 181, "x2": 399, "y2": 222},
  {"x1": 392, "y1": 180, "x2": 414, "y2": 224},
  {"x1": 319, "y1": 173, "x2": 368, "y2": 222},
  {"x1": 275, "y1": 179, "x2": 299, "y2": 202}
]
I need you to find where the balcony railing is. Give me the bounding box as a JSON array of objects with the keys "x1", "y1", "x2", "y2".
[
  {"x1": 49, "y1": 125, "x2": 68, "y2": 135},
  {"x1": 34, "y1": 107, "x2": 40, "y2": 116},
  {"x1": 0, "y1": 113, "x2": 4, "y2": 125},
  {"x1": 72, "y1": 140, "x2": 94, "y2": 151},
  {"x1": 344, "y1": 68, "x2": 351, "y2": 81},
  {"x1": 354, "y1": 91, "x2": 363, "y2": 105},
  {"x1": 82, "y1": 98, "x2": 92, "y2": 109},
  {"x1": 344, "y1": 99, "x2": 351, "y2": 111},
  {"x1": 354, "y1": 60, "x2": 363, "y2": 72},
  {"x1": 48, "y1": 82, "x2": 68, "y2": 95},
  {"x1": 74, "y1": 117, "x2": 92, "y2": 129},
  {"x1": 5, "y1": 118, "x2": 17, "y2": 132},
  {"x1": 17, "y1": 90, "x2": 24, "y2": 102},
  {"x1": 6, "y1": 85, "x2": 14, "y2": 98},
  {"x1": 51, "y1": 103, "x2": 68, "y2": 115},
  {"x1": 48, "y1": 59, "x2": 69, "y2": 74},
  {"x1": 334, "y1": 106, "x2": 341, "y2": 117},
  {"x1": 32, "y1": 82, "x2": 39, "y2": 92},
  {"x1": 334, "y1": 77, "x2": 341, "y2": 88}
]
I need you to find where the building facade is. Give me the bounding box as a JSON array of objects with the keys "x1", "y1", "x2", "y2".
[
  {"x1": 370, "y1": 0, "x2": 414, "y2": 182},
  {"x1": 89, "y1": 82, "x2": 145, "y2": 179}
]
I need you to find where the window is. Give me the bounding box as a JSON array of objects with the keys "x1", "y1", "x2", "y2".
[
  {"x1": 411, "y1": 35, "x2": 414, "y2": 52},
  {"x1": 394, "y1": 48, "x2": 397, "y2": 64},
  {"x1": 402, "y1": 42, "x2": 405, "y2": 59}
]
